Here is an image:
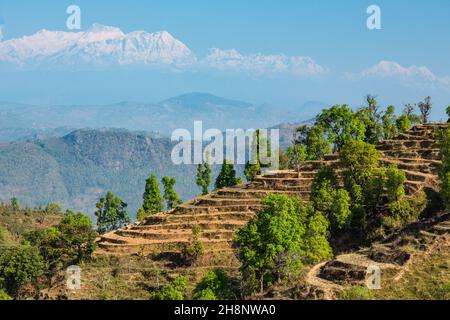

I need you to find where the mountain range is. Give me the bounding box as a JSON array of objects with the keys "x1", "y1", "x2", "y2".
[
  {"x1": 0, "y1": 93, "x2": 326, "y2": 141},
  {"x1": 0, "y1": 24, "x2": 195, "y2": 70}
]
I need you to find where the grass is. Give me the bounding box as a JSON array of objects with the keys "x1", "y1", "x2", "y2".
[{"x1": 374, "y1": 243, "x2": 450, "y2": 300}]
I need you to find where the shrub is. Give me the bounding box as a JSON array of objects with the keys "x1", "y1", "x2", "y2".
[
  {"x1": 181, "y1": 226, "x2": 205, "y2": 264},
  {"x1": 0, "y1": 289, "x2": 12, "y2": 300},
  {"x1": 339, "y1": 286, "x2": 374, "y2": 300},
  {"x1": 193, "y1": 268, "x2": 233, "y2": 300},
  {"x1": 0, "y1": 245, "x2": 44, "y2": 295},
  {"x1": 152, "y1": 276, "x2": 187, "y2": 300}
]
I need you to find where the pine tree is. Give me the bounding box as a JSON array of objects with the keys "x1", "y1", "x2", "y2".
[
  {"x1": 162, "y1": 176, "x2": 183, "y2": 209},
  {"x1": 215, "y1": 160, "x2": 238, "y2": 190},
  {"x1": 142, "y1": 174, "x2": 164, "y2": 215},
  {"x1": 196, "y1": 157, "x2": 212, "y2": 195}
]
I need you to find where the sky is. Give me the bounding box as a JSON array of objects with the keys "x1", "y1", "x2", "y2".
[{"x1": 0, "y1": 0, "x2": 449, "y2": 119}]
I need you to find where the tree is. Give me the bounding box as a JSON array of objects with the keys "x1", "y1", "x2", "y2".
[
  {"x1": 0, "y1": 245, "x2": 44, "y2": 296},
  {"x1": 396, "y1": 114, "x2": 411, "y2": 133},
  {"x1": 193, "y1": 268, "x2": 233, "y2": 300},
  {"x1": 316, "y1": 105, "x2": 366, "y2": 151},
  {"x1": 447, "y1": 106, "x2": 450, "y2": 122},
  {"x1": 357, "y1": 95, "x2": 383, "y2": 144},
  {"x1": 10, "y1": 197, "x2": 20, "y2": 211},
  {"x1": 95, "y1": 192, "x2": 130, "y2": 234},
  {"x1": 180, "y1": 225, "x2": 205, "y2": 264},
  {"x1": 162, "y1": 177, "x2": 182, "y2": 209},
  {"x1": 295, "y1": 125, "x2": 332, "y2": 160},
  {"x1": 403, "y1": 103, "x2": 421, "y2": 126},
  {"x1": 27, "y1": 212, "x2": 97, "y2": 270},
  {"x1": 310, "y1": 167, "x2": 352, "y2": 231},
  {"x1": 286, "y1": 144, "x2": 307, "y2": 173},
  {"x1": 152, "y1": 276, "x2": 188, "y2": 300},
  {"x1": 142, "y1": 174, "x2": 164, "y2": 215},
  {"x1": 382, "y1": 105, "x2": 398, "y2": 139},
  {"x1": 45, "y1": 202, "x2": 62, "y2": 215},
  {"x1": 196, "y1": 157, "x2": 212, "y2": 195},
  {"x1": 215, "y1": 160, "x2": 239, "y2": 190},
  {"x1": 245, "y1": 129, "x2": 271, "y2": 181},
  {"x1": 418, "y1": 96, "x2": 432, "y2": 124},
  {"x1": 234, "y1": 194, "x2": 309, "y2": 295}
]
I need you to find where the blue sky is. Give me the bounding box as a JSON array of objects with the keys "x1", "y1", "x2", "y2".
[{"x1": 0, "y1": 0, "x2": 449, "y2": 119}]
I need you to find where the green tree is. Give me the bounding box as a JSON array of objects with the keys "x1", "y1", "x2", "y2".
[
  {"x1": 304, "y1": 209, "x2": 333, "y2": 263},
  {"x1": 403, "y1": 103, "x2": 422, "y2": 126},
  {"x1": 357, "y1": 95, "x2": 383, "y2": 144},
  {"x1": 27, "y1": 212, "x2": 97, "y2": 270},
  {"x1": 382, "y1": 105, "x2": 398, "y2": 140},
  {"x1": 396, "y1": 114, "x2": 411, "y2": 133},
  {"x1": 162, "y1": 176, "x2": 182, "y2": 209},
  {"x1": 286, "y1": 144, "x2": 307, "y2": 172},
  {"x1": 310, "y1": 167, "x2": 352, "y2": 231},
  {"x1": 141, "y1": 174, "x2": 164, "y2": 215},
  {"x1": 193, "y1": 268, "x2": 233, "y2": 300},
  {"x1": 0, "y1": 245, "x2": 44, "y2": 295},
  {"x1": 95, "y1": 192, "x2": 130, "y2": 234},
  {"x1": 196, "y1": 157, "x2": 212, "y2": 195},
  {"x1": 447, "y1": 106, "x2": 450, "y2": 122},
  {"x1": 180, "y1": 225, "x2": 205, "y2": 264},
  {"x1": 316, "y1": 104, "x2": 366, "y2": 151},
  {"x1": 245, "y1": 130, "x2": 271, "y2": 181},
  {"x1": 295, "y1": 125, "x2": 332, "y2": 160},
  {"x1": 45, "y1": 202, "x2": 62, "y2": 215},
  {"x1": 10, "y1": 197, "x2": 20, "y2": 211},
  {"x1": 215, "y1": 160, "x2": 239, "y2": 190},
  {"x1": 152, "y1": 276, "x2": 188, "y2": 300}
]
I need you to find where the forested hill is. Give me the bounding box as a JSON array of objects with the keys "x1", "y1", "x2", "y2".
[{"x1": 0, "y1": 130, "x2": 203, "y2": 218}]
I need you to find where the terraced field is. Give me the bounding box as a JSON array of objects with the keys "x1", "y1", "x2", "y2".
[{"x1": 96, "y1": 123, "x2": 448, "y2": 267}]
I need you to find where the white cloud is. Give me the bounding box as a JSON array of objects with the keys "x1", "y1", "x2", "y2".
[
  {"x1": 348, "y1": 60, "x2": 450, "y2": 90},
  {"x1": 204, "y1": 48, "x2": 327, "y2": 77}
]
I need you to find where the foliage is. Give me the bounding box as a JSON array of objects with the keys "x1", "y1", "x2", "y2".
[
  {"x1": 447, "y1": 106, "x2": 450, "y2": 119},
  {"x1": 45, "y1": 202, "x2": 62, "y2": 215},
  {"x1": 181, "y1": 226, "x2": 205, "y2": 264},
  {"x1": 193, "y1": 268, "x2": 233, "y2": 300},
  {"x1": 245, "y1": 130, "x2": 270, "y2": 181},
  {"x1": 381, "y1": 105, "x2": 398, "y2": 140},
  {"x1": 234, "y1": 194, "x2": 332, "y2": 295},
  {"x1": 141, "y1": 174, "x2": 164, "y2": 215},
  {"x1": 285, "y1": 144, "x2": 307, "y2": 170},
  {"x1": 26, "y1": 212, "x2": 97, "y2": 270},
  {"x1": 0, "y1": 245, "x2": 44, "y2": 295},
  {"x1": 215, "y1": 160, "x2": 239, "y2": 190},
  {"x1": 357, "y1": 95, "x2": 383, "y2": 144},
  {"x1": 162, "y1": 176, "x2": 182, "y2": 209},
  {"x1": 94, "y1": 192, "x2": 130, "y2": 234},
  {"x1": 196, "y1": 157, "x2": 212, "y2": 195},
  {"x1": 316, "y1": 104, "x2": 366, "y2": 151},
  {"x1": 151, "y1": 276, "x2": 188, "y2": 300},
  {"x1": 396, "y1": 114, "x2": 411, "y2": 133},
  {"x1": 295, "y1": 125, "x2": 331, "y2": 160},
  {"x1": 310, "y1": 167, "x2": 351, "y2": 230},
  {"x1": 0, "y1": 289, "x2": 12, "y2": 300}
]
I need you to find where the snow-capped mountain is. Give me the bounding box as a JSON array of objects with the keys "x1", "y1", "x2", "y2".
[{"x1": 0, "y1": 23, "x2": 196, "y2": 69}]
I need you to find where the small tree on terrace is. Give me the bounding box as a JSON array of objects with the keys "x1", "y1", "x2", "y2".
[
  {"x1": 95, "y1": 192, "x2": 130, "y2": 234},
  {"x1": 418, "y1": 96, "x2": 432, "y2": 124},
  {"x1": 141, "y1": 174, "x2": 164, "y2": 215},
  {"x1": 215, "y1": 160, "x2": 239, "y2": 190},
  {"x1": 162, "y1": 176, "x2": 182, "y2": 209},
  {"x1": 196, "y1": 156, "x2": 212, "y2": 196}
]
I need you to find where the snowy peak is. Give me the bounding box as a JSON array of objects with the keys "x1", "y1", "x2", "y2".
[{"x1": 0, "y1": 24, "x2": 195, "y2": 69}]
